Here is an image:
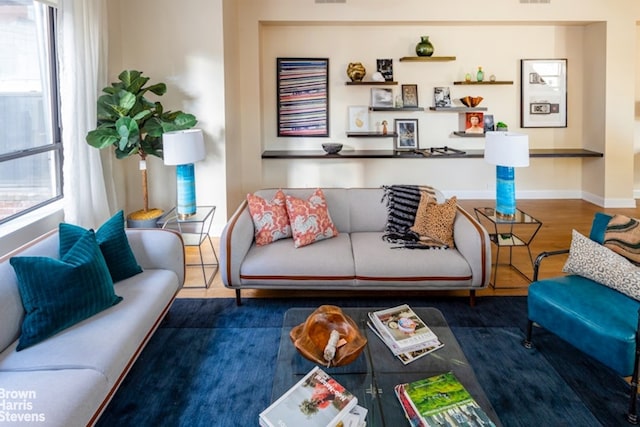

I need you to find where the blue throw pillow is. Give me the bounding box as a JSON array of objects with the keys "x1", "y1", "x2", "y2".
[
  {"x1": 59, "y1": 210, "x2": 142, "y2": 282},
  {"x1": 10, "y1": 229, "x2": 123, "y2": 351}
]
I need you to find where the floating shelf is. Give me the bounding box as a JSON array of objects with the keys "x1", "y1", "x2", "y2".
[
  {"x1": 369, "y1": 106, "x2": 423, "y2": 112},
  {"x1": 399, "y1": 56, "x2": 456, "y2": 62},
  {"x1": 453, "y1": 81, "x2": 514, "y2": 85},
  {"x1": 429, "y1": 106, "x2": 488, "y2": 112},
  {"x1": 261, "y1": 149, "x2": 604, "y2": 159},
  {"x1": 453, "y1": 131, "x2": 485, "y2": 137},
  {"x1": 345, "y1": 81, "x2": 398, "y2": 86},
  {"x1": 346, "y1": 131, "x2": 397, "y2": 138}
]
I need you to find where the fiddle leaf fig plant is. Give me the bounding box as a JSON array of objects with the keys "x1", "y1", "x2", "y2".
[{"x1": 86, "y1": 70, "x2": 197, "y2": 218}]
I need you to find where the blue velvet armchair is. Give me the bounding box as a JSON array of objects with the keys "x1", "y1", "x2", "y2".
[{"x1": 523, "y1": 213, "x2": 640, "y2": 424}]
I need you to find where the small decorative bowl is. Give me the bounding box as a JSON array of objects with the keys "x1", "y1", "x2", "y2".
[
  {"x1": 460, "y1": 96, "x2": 483, "y2": 108},
  {"x1": 322, "y1": 143, "x2": 343, "y2": 154},
  {"x1": 290, "y1": 305, "x2": 367, "y2": 367}
]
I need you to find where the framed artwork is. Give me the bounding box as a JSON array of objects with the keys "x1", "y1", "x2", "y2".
[
  {"x1": 348, "y1": 106, "x2": 369, "y2": 132},
  {"x1": 376, "y1": 59, "x2": 393, "y2": 81},
  {"x1": 371, "y1": 88, "x2": 394, "y2": 108},
  {"x1": 394, "y1": 118, "x2": 419, "y2": 150},
  {"x1": 401, "y1": 84, "x2": 419, "y2": 108},
  {"x1": 433, "y1": 87, "x2": 451, "y2": 108},
  {"x1": 465, "y1": 112, "x2": 484, "y2": 134},
  {"x1": 277, "y1": 58, "x2": 329, "y2": 137},
  {"x1": 520, "y1": 59, "x2": 567, "y2": 128},
  {"x1": 483, "y1": 114, "x2": 495, "y2": 132}
]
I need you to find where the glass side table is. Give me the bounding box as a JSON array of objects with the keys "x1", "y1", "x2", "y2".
[
  {"x1": 474, "y1": 207, "x2": 542, "y2": 289},
  {"x1": 157, "y1": 205, "x2": 218, "y2": 288}
]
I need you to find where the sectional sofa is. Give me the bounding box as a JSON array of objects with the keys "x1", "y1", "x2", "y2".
[
  {"x1": 221, "y1": 187, "x2": 491, "y2": 305},
  {"x1": 0, "y1": 227, "x2": 184, "y2": 427}
]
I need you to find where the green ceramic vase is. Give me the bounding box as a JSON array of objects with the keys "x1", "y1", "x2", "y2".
[{"x1": 415, "y1": 36, "x2": 434, "y2": 57}]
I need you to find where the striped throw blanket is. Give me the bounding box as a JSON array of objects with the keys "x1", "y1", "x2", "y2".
[{"x1": 381, "y1": 185, "x2": 437, "y2": 248}]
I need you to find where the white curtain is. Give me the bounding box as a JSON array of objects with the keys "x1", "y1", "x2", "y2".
[{"x1": 58, "y1": 0, "x2": 114, "y2": 228}]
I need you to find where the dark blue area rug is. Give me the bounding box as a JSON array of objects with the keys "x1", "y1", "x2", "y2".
[{"x1": 97, "y1": 296, "x2": 634, "y2": 427}]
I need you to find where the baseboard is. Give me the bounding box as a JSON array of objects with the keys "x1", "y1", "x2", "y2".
[{"x1": 450, "y1": 189, "x2": 637, "y2": 208}]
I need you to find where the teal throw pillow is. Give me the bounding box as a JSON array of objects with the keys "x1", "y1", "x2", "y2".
[
  {"x1": 59, "y1": 210, "x2": 142, "y2": 282},
  {"x1": 10, "y1": 229, "x2": 123, "y2": 351}
]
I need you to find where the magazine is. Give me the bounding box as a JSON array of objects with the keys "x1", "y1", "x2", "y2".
[
  {"x1": 368, "y1": 304, "x2": 439, "y2": 354},
  {"x1": 395, "y1": 372, "x2": 497, "y2": 427},
  {"x1": 367, "y1": 321, "x2": 444, "y2": 364},
  {"x1": 260, "y1": 366, "x2": 358, "y2": 427}
]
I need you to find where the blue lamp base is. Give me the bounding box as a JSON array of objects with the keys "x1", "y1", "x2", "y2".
[
  {"x1": 496, "y1": 165, "x2": 516, "y2": 219},
  {"x1": 176, "y1": 163, "x2": 197, "y2": 219}
]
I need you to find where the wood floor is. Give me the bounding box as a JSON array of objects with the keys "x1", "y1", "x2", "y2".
[{"x1": 177, "y1": 199, "x2": 639, "y2": 300}]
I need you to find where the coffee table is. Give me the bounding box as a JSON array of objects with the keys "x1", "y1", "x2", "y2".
[{"x1": 272, "y1": 307, "x2": 502, "y2": 427}]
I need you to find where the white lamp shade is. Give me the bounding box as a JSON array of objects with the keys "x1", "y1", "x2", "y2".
[
  {"x1": 163, "y1": 129, "x2": 206, "y2": 165},
  {"x1": 484, "y1": 131, "x2": 530, "y2": 167}
]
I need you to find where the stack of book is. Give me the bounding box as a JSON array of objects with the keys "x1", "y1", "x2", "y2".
[
  {"x1": 367, "y1": 304, "x2": 444, "y2": 364},
  {"x1": 259, "y1": 366, "x2": 367, "y2": 427},
  {"x1": 395, "y1": 371, "x2": 497, "y2": 427}
]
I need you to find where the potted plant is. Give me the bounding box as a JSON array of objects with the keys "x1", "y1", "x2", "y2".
[
  {"x1": 496, "y1": 121, "x2": 508, "y2": 132},
  {"x1": 86, "y1": 70, "x2": 197, "y2": 226}
]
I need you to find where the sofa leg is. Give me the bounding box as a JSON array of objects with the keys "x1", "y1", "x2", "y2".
[
  {"x1": 523, "y1": 320, "x2": 534, "y2": 349},
  {"x1": 235, "y1": 289, "x2": 242, "y2": 306},
  {"x1": 469, "y1": 290, "x2": 476, "y2": 307}
]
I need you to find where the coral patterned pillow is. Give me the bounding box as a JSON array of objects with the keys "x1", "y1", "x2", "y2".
[
  {"x1": 285, "y1": 189, "x2": 338, "y2": 248},
  {"x1": 247, "y1": 190, "x2": 292, "y2": 246}
]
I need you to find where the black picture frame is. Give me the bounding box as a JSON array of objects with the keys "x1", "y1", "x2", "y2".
[
  {"x1": 401, "y1": 84, "x2": 419, "y2": 108},
  {"x1": 277, "y1": 58, "x2": 329, "y2": 137},
  {"x1": 376, "y1": 59, "x2": 393, "y2": 81},
  {"x1": 394, "y1": 118, "x2": 419, "y2": 150}
]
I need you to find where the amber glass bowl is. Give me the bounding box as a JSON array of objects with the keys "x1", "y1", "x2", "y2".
[
  {"x1": 459, "y1": 96, "x2": 483, "y2": 107},
  {"x1": 290, "y1": 305, "x2": 367, "y2": 367}
]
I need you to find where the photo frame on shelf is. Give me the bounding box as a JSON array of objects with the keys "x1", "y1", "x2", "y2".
[
  {"x1": 520, "y1": 58, "x2": 567, "y2": 128},
  {"x1": 433, "y1": 87, "x2": 451, "y2": 108},
  {"x1": 401, "y1": 84, "x2": 419, "y2": 108},
  {"x1": 277, "y1": 57, "x2": 329, "y2": 137},
  {"x1": 464, "y1": 112, "x2": 484, "y2": 134},
  {"x1": 348, "y1": 106, "x2": 370, "y2": 132},
  {"x1": 371, "y1": 88, "x2": 394, "y2": 108},
  {"x1": 376, "y1": 59, "x2": 393, "y2": 81},
  {"x1": 483, "y1": 114, "x2": 495, "y2": 132},
  {"x1": 394, "y1": 118, "x2": 419, "y2": 150}
]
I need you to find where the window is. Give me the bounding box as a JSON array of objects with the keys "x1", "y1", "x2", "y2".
[{"x1": 0, "y1": 1, "x2": 62, "y2": 225}]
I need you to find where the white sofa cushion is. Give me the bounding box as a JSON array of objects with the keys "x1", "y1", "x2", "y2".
[
  {"x1": 0, "y1": 269, "x2": 179, "y2": 385},
  {"x1": 351, "y1": 232, "x2": 474, "y2": 288},
  {"x1": 239, "y1": 234, "x2": 355, "y2": 286}
]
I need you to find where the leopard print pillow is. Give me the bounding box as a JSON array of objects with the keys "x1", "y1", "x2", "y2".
[{"x1": 410, "y1": 192, "x2": 457, "y2": 248}]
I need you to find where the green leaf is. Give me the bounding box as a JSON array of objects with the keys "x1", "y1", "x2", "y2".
[
  {"x1": 145, "y1": 83, "x2": 166, "y2": 96},
  {"x1": 115, "y1": 117, "x2": 140, "y2": 153},
  {"x1": 86, "y1": 128, "x2": 119, "y2": 149},
  {"x1": 118, "y1": 70, "x2": 142, "y2": 87},
  {"x1": 142, "y1": 117, "x2": 164, "y2": 138}
]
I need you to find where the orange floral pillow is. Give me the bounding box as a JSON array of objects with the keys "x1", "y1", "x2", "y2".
[
  {"x1": 247, "y1": 190, "x2": 291, "y2": 246},
  {"x1": 285, "y1": 189, "x2": 338, "y2": 248}
]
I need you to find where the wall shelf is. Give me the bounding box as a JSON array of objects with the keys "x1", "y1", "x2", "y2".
[
  {"x1": 345, "y1": 81, "x2": 398, "y2": 86},
  {"x1": 369, "y1": 106, "x2": 423, "y2": 112},
  {"x1": 346, "y1": 131, "x2": 397, "y2": 138},
  {"x1": 262, "y1": 149, "x2": 603, "y2": 159},
  {"x1": 399, "y1": 56, "x2": 457, "y2": 62},
  {"x1": 429, "y1": 106, "x2": 488, "y2": 112},
  {"x1": 453, "y1": 81, "x2": 514, "y2": 85},
  {"x1": 453, "y1": 131, "x2": 485, "y2": 138}
]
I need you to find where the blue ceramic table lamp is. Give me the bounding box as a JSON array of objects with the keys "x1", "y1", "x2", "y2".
[
  {"x1": 163, "y1": 129, "x2": 206, "y2": 219},
  {"x1": 484, "y1": 132, "x2": 529, "y2": 219}
]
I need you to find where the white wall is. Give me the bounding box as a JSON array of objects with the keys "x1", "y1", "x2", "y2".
[{"x1": 108, "y1": 0, "x2": 227, "y2": 234}]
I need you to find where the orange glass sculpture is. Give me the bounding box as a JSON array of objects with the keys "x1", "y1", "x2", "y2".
[
  {"x1": 290, "y1": 305, "x2": 367, "y2": 367},
  {"x1": 459, "y1": 96, "x2": 483, "y2": 107}
]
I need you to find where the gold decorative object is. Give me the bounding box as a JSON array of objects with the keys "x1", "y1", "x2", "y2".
[
  {"x1": 346, "y1": 62, "x2": 366, "y2": 82},
  {"x1": 290, "y1": 305, "x2": 367, "y2": 367},
  {"x1": 460, "y1": 96, "x2": 484, "y2": 108}
]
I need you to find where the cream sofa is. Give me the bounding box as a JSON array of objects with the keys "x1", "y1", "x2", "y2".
[
  {"x1": 0, "y1": 228, "x2": 184, "y2": 427},
  {"x1": 221, "y1": 188, "x2": 491, "y2": 305}
]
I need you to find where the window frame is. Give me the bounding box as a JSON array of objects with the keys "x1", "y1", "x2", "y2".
[{"x1": 0, "y1": 3, "x2": 63, "y2": 226}]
